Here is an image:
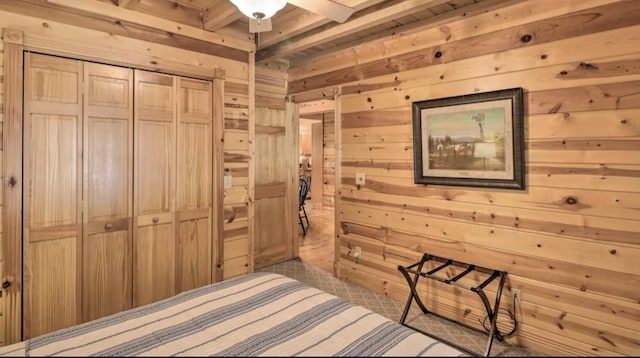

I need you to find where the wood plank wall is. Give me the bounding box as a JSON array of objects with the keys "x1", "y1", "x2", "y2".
[
  {"x1": 323, "y1": 112, "x2": 336, "y2": 208},
  {"x1": 289, "y1": 0, "x2": 640, "y2": 355},
  {"x1": 0, "y1": 34, "x2": 5, "y2": 347},
  {"x1": 0, "y1": 8, "x2": 252, "y2": 343}
]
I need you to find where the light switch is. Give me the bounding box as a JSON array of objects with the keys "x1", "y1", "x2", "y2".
[
  {"x1": 224, "y1": 175, "x2": 233, "y2": 189},
  {"x1": 355, "y1": 172, "x2": 365, "y2": 185}
]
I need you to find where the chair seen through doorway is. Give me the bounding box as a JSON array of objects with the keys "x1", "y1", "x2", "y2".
[{"x1": 299, "y1": 176, "x2": 310, "y2": 236}]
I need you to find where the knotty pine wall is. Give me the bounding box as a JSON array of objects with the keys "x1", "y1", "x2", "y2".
[
  {"x1": 289, "y1": 0, "x2": 640, "y2": 355},
  {"x1": 0, "y1": 35, "x2": 5, "y2": 347},
  {"x1": 0, "y1": 8, "x2": 252, "y2": 343},
  {"x1": 323, "y1": 112, "x2": 336, "y2": 208}
]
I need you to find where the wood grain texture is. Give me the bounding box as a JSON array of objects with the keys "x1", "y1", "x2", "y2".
[
  {"x1": 1, "y1": 32, "x2": 23, "y2": 345},
  {"x1": 289, "y1": 0, "x2": 640, "y2": 355},
  {"x1": 0, "y1": 0, "x2": 252, "y2": 58},
  {"x1": 82, "y1": 61, "x2": 133, "y2": 323},
  {"x1": 0, "y1": 4, "x2": 249, "y2": 342},
  {"x1": 176, "y1": 77, "x2": 213, "y2": 294},
  {"x1": 23, "y1": 53, "x2": 83, "y2": 339},
  {"x1": 323, "y1": 112, "x2": 336, "y2": 208},
  {"x1": 288, "y1": 0, "x2": 633, "y2": 91},
  {"x1": 133, "y1": 70, "x2": 176, "y2": 307}
]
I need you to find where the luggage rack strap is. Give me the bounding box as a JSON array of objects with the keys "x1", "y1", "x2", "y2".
[{"x1": 397, "y1": 253, "x2": 507, "y2": 357}]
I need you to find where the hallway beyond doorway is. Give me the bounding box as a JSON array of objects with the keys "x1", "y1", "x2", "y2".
[{"x1": 298, "y1": 206, "x2": 335, "y2": 274}]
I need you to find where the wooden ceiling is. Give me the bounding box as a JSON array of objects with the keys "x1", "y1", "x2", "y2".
[
  {"x1": 2, "y1": 0, "x2": 504, "y2": 68},
  {"x1": 111, "y1": 0, "x2": 498, "y2": 66}
]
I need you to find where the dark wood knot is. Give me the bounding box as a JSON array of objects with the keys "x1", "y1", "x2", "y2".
[
  {"x1": 520, "y1": 34, "x2": 532, "y2": 43},
  {"x1": 565, "y1": 196, "x2": 578, "y2": 205},
  {"x1": 8, "y1": 177, "x2": 17, "y2": 187}
]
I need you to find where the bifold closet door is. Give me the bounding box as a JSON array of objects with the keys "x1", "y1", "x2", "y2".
[
  {"x1": 23, "y1": 53, "x2": 83, "y2": 339},
  {"x1": 82, "y1": 62, "x2": 134, "y2": 322},
  {"x1": 133, "y1": 70, "x2": 177, "y2": 307},
  {"x1": 176, "y1": 78, "x2": 213, "y2": 293}
]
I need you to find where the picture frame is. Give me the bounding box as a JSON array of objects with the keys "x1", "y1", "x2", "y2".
[{"x1": 412, "y1": 87, "x2": 525, "y2": 190}]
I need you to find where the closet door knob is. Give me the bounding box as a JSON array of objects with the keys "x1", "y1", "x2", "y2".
[
  {"x1": 152, "y1": 217, "x2": 160, "y2": 223},
  {"x1": 105, "y1": 223, "x2": 113, "y2": 230}
]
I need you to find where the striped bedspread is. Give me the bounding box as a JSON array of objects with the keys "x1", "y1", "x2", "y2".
[{"x1": 0, "y1": 273, "x2": 464, "y2": 356}]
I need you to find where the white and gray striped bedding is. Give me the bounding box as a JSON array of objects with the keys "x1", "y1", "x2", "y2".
[{"x1": 0, "y1": 273, "x2": 464, "y2": 357}]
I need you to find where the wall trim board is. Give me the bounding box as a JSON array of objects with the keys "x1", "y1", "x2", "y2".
[
  {"x1": 333, "y1": 87, "x2": 343, "y2": 277},
  {"x1": 0, "y1": 0, "x2": 254, "y2": 56},
  {"x1": 213, "y1": 77, "x2": 226, "y2": 283},
  {"x1": 1, "y1": 28, "x2": 24, "y2": 346}
]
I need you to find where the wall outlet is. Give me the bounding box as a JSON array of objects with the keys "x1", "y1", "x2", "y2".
[
  {"x1": 353, "y1": 246, "x2": 362, "y2": 259},
  {"x1": 355, "y1": 172, "x2": 365, "y2": 185},
  {"x1": 224, "y1": 175, "x2": 233, "y2": 189}
]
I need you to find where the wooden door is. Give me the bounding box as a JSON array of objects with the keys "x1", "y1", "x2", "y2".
[
  {"x1": 23, "y1": 53, "x2": 83, "y2": 338},
  {"x1": 133, "y1": 70, "x2": 176, "y2": 307},
  {"x1": 175, "y1": 77, "x2": 213, "y2": 293},
  {"x1": 82, "y1": 62, "x2": 134, "y2": 321},
  {"x1": 254, "y1": 104, "x2": 299, "y2": 268}
]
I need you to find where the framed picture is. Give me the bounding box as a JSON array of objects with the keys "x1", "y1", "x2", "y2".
[{"x1": 412, "y1": 87, "x2": 525, "y2": 190}]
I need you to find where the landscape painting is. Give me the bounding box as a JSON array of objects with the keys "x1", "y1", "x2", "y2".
[{"x1": 412, "y1": 88, "x2": 525, "y2": 190}]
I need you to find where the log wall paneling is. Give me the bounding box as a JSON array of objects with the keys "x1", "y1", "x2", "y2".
[
  {"x1": 212, "y1": 78, "x2": 225, "y2": 282},
  {"x1": 323, "y1": 112, "x2": 336, "y2": 208},
  {"x1": 1, "y1": 29, "x2": 23, "y2": 346},
  {"x1": 311, "y1": 122, "x2": 323, "y2": 209},
  {"x1": 220, "y1": 52, "x2": 252, "y2": 279},
  {"x1": 288, "y1": 0, "x2": 640, "y2": 355}
]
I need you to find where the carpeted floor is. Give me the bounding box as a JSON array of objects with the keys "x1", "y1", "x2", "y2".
[{"x1": 257, "y1": 259, "x2": 542, "y2": 357}]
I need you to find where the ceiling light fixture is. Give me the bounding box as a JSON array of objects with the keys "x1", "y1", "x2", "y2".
[{"x1": 229, "y1": 0, "x2": 287, "y2": 22}]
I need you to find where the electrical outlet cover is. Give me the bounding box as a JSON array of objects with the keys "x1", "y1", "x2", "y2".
[
  {"x1": 224, "y1": 175, "x2": 233, "y2": 189},
  {"x1": 355, "y1": 172, "x2": 365, "y2": 185}
]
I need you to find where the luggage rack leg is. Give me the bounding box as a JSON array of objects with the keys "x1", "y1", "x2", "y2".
[
  {"x1": 398, "y1": 254, "x2": 430, "y2": 324},
  {"x1": 397, "y1": 255, "x2": 508, "y2": 357}
]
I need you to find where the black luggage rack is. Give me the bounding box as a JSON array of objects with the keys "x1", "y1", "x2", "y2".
[{"x1": 397, "y1": 253, "x2": 508, "y2": 357}]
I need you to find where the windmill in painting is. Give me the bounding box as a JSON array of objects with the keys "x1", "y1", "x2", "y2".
[{"x1": 426, "y1": 107, "x2": 506, "y2": 172}]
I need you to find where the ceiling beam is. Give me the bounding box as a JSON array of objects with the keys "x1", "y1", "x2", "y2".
[
  {"x1": 256, "y1": 0, "x2": 450, "y2": 62},
  {"x1": 258, "y1": 0, "x2": 386, "y2": 49},
  {"x1": 203, "y1": 0, "x2": 243, "y2": 32},
  {"x1": 116, "y1": 0, "x2": 140, "y2": 9}
]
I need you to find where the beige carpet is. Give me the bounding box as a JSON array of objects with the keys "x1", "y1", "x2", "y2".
[{"x1": 257, "y1": 258, "x2": 542, "y2": 357}]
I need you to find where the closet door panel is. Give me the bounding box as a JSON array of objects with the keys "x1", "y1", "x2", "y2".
[
  {"x1": 23, "y1": 53, "x2": 83, "y2": 339},
  {"x1": 83, "y1": 62, "x2": 133, "y2": 322},
  {"x1": 136, "y1": 121, "x2": 174, "y2": 214},
  {"x1": 176, "y1": 78, "x2": 212, "y2": 293},
  {"x1": 176, "y1": 218, "x2": 210, "y2": 292},
  {"x1": 29, "y1": 238, "x2": 78, "y2": 338},
  {"x1": 134, "y1": 223, "x2": 175, "y2": 306},
  {"x1": 134, "y1": 70, "x2": 176, "y2": 307}
]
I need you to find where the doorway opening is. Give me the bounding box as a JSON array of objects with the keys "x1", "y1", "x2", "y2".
[{"x1": 297, "y1": 101, "x2": 336, "y2": 275}]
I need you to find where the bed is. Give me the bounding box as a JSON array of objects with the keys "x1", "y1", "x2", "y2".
[{"x1": 0, "y1": 273, "x2": 464, "y2": 356}]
